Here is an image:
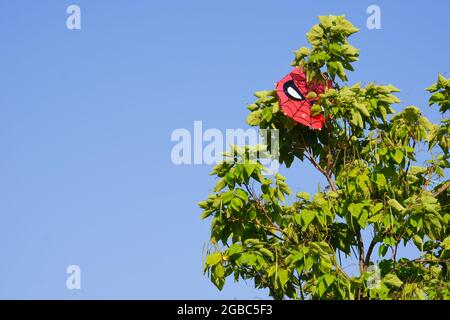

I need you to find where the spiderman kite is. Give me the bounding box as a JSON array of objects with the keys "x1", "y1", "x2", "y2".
[{"x1": 275, "y1": 67, "x2": 331, "y2": 130}]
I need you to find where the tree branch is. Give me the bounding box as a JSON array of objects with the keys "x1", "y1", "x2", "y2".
[
  {"x1": 393, "y1": 241, "x2": 400, "y2": 269},
  {"x1": 433, "y1": 181, "x2": 450, "y2": 197},
  {"x1": 299, "y1": 135, "x2": 338, "y2": 192},
  {"x1": 243, "y1": 183, "x2": 292, "y2": 242},
  {"x1": 364, "y1": 237, "x2": 378, "y2": 267},
  {"x1": 327, "y1": 147, "x2": 342, "y2": 176},
  {"x1": 355, "y1": 229, "x2": 365, "y2": 274},
  {"x1": 355, "y1": 229, "x2": 366, "y2": 300}
]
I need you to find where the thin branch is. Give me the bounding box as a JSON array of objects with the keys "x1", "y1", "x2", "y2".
[
  {"x1": 228, "y1": 215, "x2": 284, "y2": 241},
  {"x1": 433, "y1": 181, "x2": 450, "y2": 197},
  {"x1": 355, "y1": 229, "x2": 365, "y2": 274},
  {"x1": 393, "y1": 241, "x2": 399, "y2": 269},
  {"x1": 394, "y1": 258, "x2": 450, "y2": 269},
  {"x1": 327, "y1": 147, "x2": 343, "y2": 176},
  {"x1": 243, "y1": 183, "x2": 291, "y2": 242},
  {"x1": 364, "y1": 237, "x2": 378, "y2": 267},
  {"x1": 296, "y1": 270, "x2": 305, "y2": 300},
  {"x1": 299, "y1": 135, "x2": 338, "y2": 192},
  {"x1": 355, "y1": 229, "x2": 365, "y2": 301},
  {"x1": 413, "y1": 258, "x2": 450, "y2": 264},
  {"x1": 335, "y1": 259, "x2": 350, "y2": 279}
]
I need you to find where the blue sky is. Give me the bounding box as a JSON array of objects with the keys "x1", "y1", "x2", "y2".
[{"x1": 0, "y1": 0, "x2": 448, "y2": 299}]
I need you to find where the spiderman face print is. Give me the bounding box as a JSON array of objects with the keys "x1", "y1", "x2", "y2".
[{"x1": 275, "y1": 67, "x2": 330, "y2": 130}]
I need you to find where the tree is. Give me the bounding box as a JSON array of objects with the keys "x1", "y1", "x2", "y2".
[{"x1": 199, "y1": 15, "x2": 450, "y2": 300}]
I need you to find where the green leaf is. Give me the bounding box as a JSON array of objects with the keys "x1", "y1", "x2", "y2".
[
  {"x1": 356, "y1": 103, "x2": 370, "y2": 117},
  {"x1": 383, "y1": 274, "x2": 403, "y2": 288},
  {"x1": 351, "y1": 110, "x2": 363, "y2": 128},
  {"x1": 378, "y1": 245, "x2": 388, "y2": 258},
  {"x1": 235, "y1": 189, "x2": 248, "y2": 202},
  {"x1": 200, "y1": 209, "x2": 213, "y2": 220},
  {"x1": 294, "y1": 47, "x2": 310, "y2": 59},
  {"x1": 412, "y1": 235, "x2": 423, "y2": 249},
  {"x1": 383, "y1": 236, "x2": 396, "y2": 247},
  {"x1": 318, "y1": 15, "x2": 333, "y2": 28},
  {"x1": 313, "y1": 193, "x2": 327, "y2": 206},
  {"x1": 373, "y1": 173, "x2": 387, "y2": 187},
  {"x1": 278, "y1": 269, "x2": 289, "y2": 287},
  {"x1": 245, "y1": 239, "x2": 262, "y2": 246},
  {"x1": 301, "y1": 209, "x2": 315, "y2": 228},
  {"x1": 212, "y1": 274, "x2": 225, "y2": 290},
  {"x1": 244, "y1": 164, "x2": 257, "y2": 177},
  {"x1": 330, "y1": 43, "x2": 342, "y2": 55},
  {"x1": 442, "y1": 236, "x2": 450, "y2": 248},
  {"x1": 320, "y1": 257, "x2": 332, "y2": 273},
  {"x1": 386, "y1": 84, "x2": 401, "y2": 93},
  {"x1": 267, "y1": 265, "x2": 277, "y2": 278},
  {"x1": 316, "y1": 279, "x2": 327, "y2": 297},
  {"x1": 221, "y1": 191, "x2": 234, "y2": 204},
  {"x1": 337, "y1": 61, "x2": 347, "y2": 79},
  {"x1": 323, "y1": 274, "x2": 335, "y2": 287},
  {"x1": 341, "y1": 44, "x2": 359, "y2": 56},
  {"x1": 254, "y1": 90, "x2": 273, "y2": 98},
  {"x1": 213, "y1": 179, "x2": 227, "y2": 192},
  {"x1": 388, "y1": 199, "x2": 405, "y2": 212},
  {"x1": 228, "y1": 244, "x2": 243, "y2": 256},
  {"x1": 311, "y1": 104, "x2": 322, "y2": 116},
  {"x1": 438, "y1": 73, "x2": 448, "y2": 87},
  {"x1": 262, "y1": 107, "x2": 273, "y2": 122},
  {"x1": 306, "y1": 24, "x2": 324, "y2": 45},
  {"x1": 440, "y1": 248, "x2": 450, "y2": 259},
  {"x1": 294, "y1": 213, "x2": 302, "y2": 225},
  {"x1": 231, "y1": 198, "x2": 243, "y2": 211},
  {"x1": 310, "y1": 52, "x2": 330, "y2": 63},
  {"x1": 357, "y1": 210, "x2": 368, "y2": 227},
  {"x1": 371, "y1": 202, "x2": 383, "y2": 214},
  {"x1": 306, "y1": 92, "x2": 318, "y2": 99},
  {"x1": 392, "y1": 149, "x2": 404, "y2": 164},
  {"x1": 246, "y1": 110, "x2": 262, "y2": 126},
  {"x1": 272, "y1": 101, "x2": 280, "y2": 113},
  {"x1": 214, "y1": 264, "x2": 225, "y2": 278},
  {"x1": 348, "y1": 203, "x2": 364, "y2": 217},
  {"x1": 426, "y1": 83, "x2": 438, "y2": 92},
  {"x1": 296, "y1": 192, "x2": 311, "y2": 200},
  {"x1": 379, "y1": 105, "x2": 387, "y2": 120},
  {"x1": 260, "y1": 248, "x2": 274, "y2": 261},
  {"x1": 247, "y1": 103, "x2": 259, "y2": 111},
  {"x1": 206, "y1": 252, "x2": 222, "y2": 266}
]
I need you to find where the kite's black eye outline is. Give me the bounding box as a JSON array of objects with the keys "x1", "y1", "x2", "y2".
[{"x1": 283, "y1": 80, "x2": 305, "y2": 101}]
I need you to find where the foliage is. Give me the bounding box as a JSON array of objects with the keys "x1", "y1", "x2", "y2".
[{"x1": 199, "y1": 15, "x2": 450, "y2": 299}]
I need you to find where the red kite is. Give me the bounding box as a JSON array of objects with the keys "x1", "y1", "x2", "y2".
[{"x1": 275, "y1": 67, "x2": 331, "y2": 130}]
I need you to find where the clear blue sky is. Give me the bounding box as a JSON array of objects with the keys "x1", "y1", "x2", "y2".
[{"x1": 0, "y1": 0, "x2": 448, "y2": 299}]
